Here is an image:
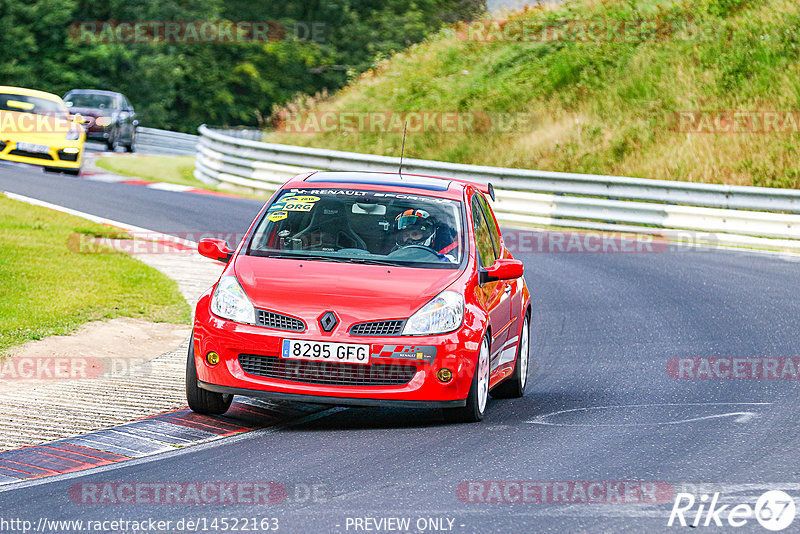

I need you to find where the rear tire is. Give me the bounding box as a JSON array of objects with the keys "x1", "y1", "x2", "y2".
[
  {"x1": 490, "y1": 313, "x2": 530, "y2": 399},
  {"x1": 186, "y1": 337, "x2": 232, "y2": 415},
  {"x1": 445, "y1": 334, "x2": 490, "y2": 423}
]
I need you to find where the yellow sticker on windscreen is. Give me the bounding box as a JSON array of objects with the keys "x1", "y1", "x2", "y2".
[
  {"x1": 284, "y1": 202, "x2": 314, "y2": 212},
  {"x1": 287, "y1": 196, "x2": 319, "y2": 203},
  {"x1": 267, "y1": 210, "x2": 288, "y2": 222}
]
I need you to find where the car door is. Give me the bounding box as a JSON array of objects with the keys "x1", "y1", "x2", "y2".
[
  {"x1": 471, "y1": 194, "x2": 513, "y2": 378},
  {"x1": 477, "y1": 193, "x2": 522, "y2": 373}
]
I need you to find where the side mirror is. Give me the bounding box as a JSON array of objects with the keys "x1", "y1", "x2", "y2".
[
  {"x1": 198, "y1": 238, "x2": 233, "y2": 263},
  {"x1": 479, "y1": 258, "x2": 523, "y2": 285},
  {"x1": 71, "y1": 113, "x2": 85, "y2": 124}
]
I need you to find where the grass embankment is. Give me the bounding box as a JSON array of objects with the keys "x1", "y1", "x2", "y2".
[
  {"x1": 95, "y1": 155, "x2": 200, "y2": 188},
  {"x1": 0, "y1": 196, "x2": 190, "y2": 353},
  {"x1": 266, "y1": 0, "x2": 800, "y2": 189}
]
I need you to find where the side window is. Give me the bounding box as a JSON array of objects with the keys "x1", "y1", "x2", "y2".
[
  {"x1": 123, "y1": 97, "x2": 132, "y2": 111},
  {"x1": 477, "y1": 194, "x2": 502, "y2": 255},
  {"x1": 471, "y1": 196, "x2": 498, "y2": 268}
]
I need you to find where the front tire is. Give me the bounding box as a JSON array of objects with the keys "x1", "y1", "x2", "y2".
[
  {"x1": 491, "y1": 313, "x2": 530, "y2": 399},
  {"x1": 123, "y1": 130, "x2": 136, "y2": 152},
  {"x1": 106, "y1": 131, "x2": 118, "y2": 151},
  {"x1": 445, "y1": 334, "x2": 490, "y2": 423},
  {"x1": 186, "y1": 338, "x2": 232, "y2": 415}
]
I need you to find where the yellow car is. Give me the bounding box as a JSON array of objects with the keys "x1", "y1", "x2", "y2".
[{"x1": 0, "y1": 86, "x2": 85, "y2": 175}]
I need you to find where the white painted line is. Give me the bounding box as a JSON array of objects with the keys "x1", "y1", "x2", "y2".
[
  {"x1": 146, "y1": 182, "x2": 194, "y2": 192},
  {"x1": 526, "y1": 402, "x2": 773, "y2": 427},
  {"x1": 81, "y1": 173, "x2": 127, "y2": 183}
]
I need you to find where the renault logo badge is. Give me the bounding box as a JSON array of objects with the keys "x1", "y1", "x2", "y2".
[{"x1": 319, "y1": 311, "x2": 338, "y2": 332}]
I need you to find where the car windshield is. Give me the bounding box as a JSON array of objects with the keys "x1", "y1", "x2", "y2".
[
  {"x1": 248, "y1": 188, "x2": 464, "y2": 268},
  {"x1": 0, "y1": 93, "x2": 67, "y2": 118},
  {"x1": 64, "y1": 93, "x2": 116, "y2": 109}
]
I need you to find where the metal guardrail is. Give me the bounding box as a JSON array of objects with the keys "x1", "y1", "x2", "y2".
[
  {"x1": 194, "y1": 124, "x2": 800, "y2": 251},
  {"x1": 136, "y1": 127, "x2": 198, "y2": 155}
]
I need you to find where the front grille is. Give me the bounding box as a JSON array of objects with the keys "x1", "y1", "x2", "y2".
[
  {"x1": 350, "y1": 320, "x2": 405, "y2": 336},
  {"x1": 238, "y1": 354, "x2": 417, "y2": 386},
  {"x1": 256, "y1": 309, "x2": 305, "y2": 332},
  {"x1": 9, "y1": 149, "x2": 52, "y2": 160}
]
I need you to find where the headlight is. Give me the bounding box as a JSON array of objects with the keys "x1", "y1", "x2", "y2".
[
  {"x1": 210, "y1": 276, "x2": 256, "y2": 324},
  {"x1": 65, "y1": 128, "x2": 81, "y2": 141},
  {"x1": 402, "y1": 290, "x2": 463, "y2": 335},
  {"x1": 95, "y1": 116, "x2": 113, "y2": 127}
]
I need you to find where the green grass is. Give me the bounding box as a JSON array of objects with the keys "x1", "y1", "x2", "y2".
[
  {"x1": 0, "y1": 196, "x2": 190, "y2": 353},
  {"x1": 95, "y1": 155, "x2": 201, "y2": 188},
  {"x1": 266, "y1": 0, "x2": 800, "y2": 189}
]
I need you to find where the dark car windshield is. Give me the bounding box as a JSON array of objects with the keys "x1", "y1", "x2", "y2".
[
  {"x1": 248, "y1": 188, "x2": 464, "y2": 268},
  {"x1": 0, "y1": 93, "x2": 67, "y2": 118},
  {"x1": 64, "y1": 93, "x2": 116, "y2": 109}
]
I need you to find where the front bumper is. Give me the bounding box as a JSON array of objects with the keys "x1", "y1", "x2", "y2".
[
  {"x1": 0, "y1": 139, "x2": 83, "y2": 170},
  {"x1": 198, "y1": 382, "x2": 466, "y2": 408},
  {"x1": 85, "y1": 126, "x2": 111, "y2": 141},
  {"x1": 193, "y1": 294, "x2": 481, "y2": 405}
]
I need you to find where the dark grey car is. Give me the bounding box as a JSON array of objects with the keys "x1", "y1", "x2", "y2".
[{"x1": 63, "y1": 89, "x2": 138, "y2": 151}]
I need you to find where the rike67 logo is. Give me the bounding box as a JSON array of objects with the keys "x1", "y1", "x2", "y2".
[{"x1": 668, "y1": 490, "x2": 796, "y2": 531}]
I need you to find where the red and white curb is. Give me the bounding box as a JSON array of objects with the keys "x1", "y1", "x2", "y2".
[
  {"x1": 80, "y1": 171, "x2": 246, "y2": 198},
  {"x1": 0, "y1": 400, "x2": 328, "y2": 487}
]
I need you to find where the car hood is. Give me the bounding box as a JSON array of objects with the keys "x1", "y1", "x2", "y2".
[{"x1": 232, "y1": 255, "x2": 463, "y2": 326}]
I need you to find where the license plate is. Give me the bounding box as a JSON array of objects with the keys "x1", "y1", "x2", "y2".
[
  {"x1": 16, "y1": 142, "x2": 49, "y2": 154},
  {"x1": 281, "y1": 339, "x2": 370, "y2": 365}
]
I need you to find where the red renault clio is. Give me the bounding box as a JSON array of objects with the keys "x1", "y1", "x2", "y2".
[{"x1": 189, "y1": 171, "x2": 531, "y2": 422}]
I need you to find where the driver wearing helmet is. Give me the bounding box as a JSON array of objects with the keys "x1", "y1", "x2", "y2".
[
  {"x1": 392, "y1": 209, "x2": 457, "y2": 262},
  {"x1": 394, "y1": 209, "x2": 437, "y2": 248}
]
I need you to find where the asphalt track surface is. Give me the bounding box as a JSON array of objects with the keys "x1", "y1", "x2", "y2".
[{"x1": 1, "y1": 164, "x2": 799, "y2": 533}]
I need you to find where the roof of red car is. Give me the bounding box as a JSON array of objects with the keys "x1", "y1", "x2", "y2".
[{"x1": 282, "y1": 171, "x2": 483, "y2": 201}]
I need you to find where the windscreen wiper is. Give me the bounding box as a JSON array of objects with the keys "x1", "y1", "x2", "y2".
[
  {"x1": 252, "y1": 252, "x2": 345, "y2": 262},
  {"x1": 343, "y1": 257, "x2": 406, "y2": 266}
]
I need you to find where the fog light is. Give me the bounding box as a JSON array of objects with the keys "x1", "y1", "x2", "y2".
[
  {"x1": 62, "y1": 147, "x2": 79, "y2": 154},
  {"x1": 206, "y1": 351, "x2": 220, "y2": 366},
  {"x1": 437, "y1": 368, "x2": 453, "y2": 383}
]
